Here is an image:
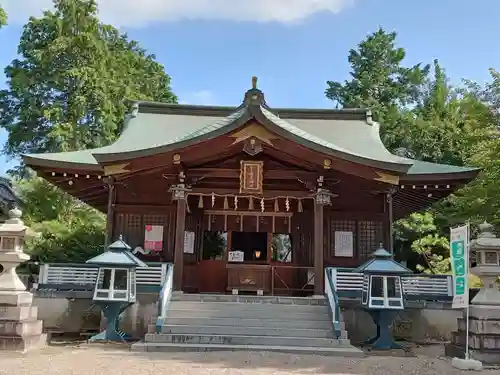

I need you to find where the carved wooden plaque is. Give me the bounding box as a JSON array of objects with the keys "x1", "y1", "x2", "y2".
[{"x1": 240, "y1": 160, "x2": 263, "y2": 195}]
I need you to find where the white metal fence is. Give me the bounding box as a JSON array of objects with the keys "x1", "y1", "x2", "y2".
[
  {"x1": 329, "y1": 268, "x2": 453, "y2": 297},
  {"x1": 37, "y1": 263, "x2": 168, "y2": 288}
]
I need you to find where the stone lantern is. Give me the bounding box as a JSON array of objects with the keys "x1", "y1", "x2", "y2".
[
  {"x1": 446, "y1": 222, "x2": 500, "y2": 366},
  {"x1": 355, "y1": 244, "x2": 412, "y2": 349},
  {"x1": 86, "y1": 235, "x2": 147, "y2": 342},
  {"x1": 0, "y1": 208, "x2": 45, "y2": 351},
  {"x1": 470, "y1": 222, "x2": 500, "y2": 305}
]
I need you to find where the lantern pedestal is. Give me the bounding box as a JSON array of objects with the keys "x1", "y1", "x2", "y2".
[
  {"x1": 364, "y1": 309, "x2": 401, "y2": 350},
  {"x1": 89, "y1": 301, "x2": 133, "y2": 342},
  {"x1": 471, "y1": 274, "x2": 500, "y2": 305},
  {"x1": 0, "y1": 208, "x2": 46, "y2": 352}
]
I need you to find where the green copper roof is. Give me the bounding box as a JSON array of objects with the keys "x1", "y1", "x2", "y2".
[
  {"x1": 22, "y1": 98, "x2": 479, "y2": 180},
  {"x1": 86, "y1": 235, "x2": 148, "y2": 267},
  {"x1": 261, "y1": 107, "x2": 410, "y2": 168},
  {"x1": 405, "y1": 160, "x2": 478, "y2": 175},
  {"x1": 355, "y1": 246, "x2": 412, "y2": 274}
]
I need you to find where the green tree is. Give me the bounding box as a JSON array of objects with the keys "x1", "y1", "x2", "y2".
[
  {"x1": 16, "y1": 177, "x2": 106, "y2": 263},
  {"x1": 401, "y1": 60, "x2": 494, "y2": 166},
  {"x1": 325, "y1": 28, "x2": 430, "y2": 152},
  {"x1": 325, "y1": 29, "x2": 498, "y2": 272},
  {"x1": 394, "y1": 212, "x2": 450, "y2": 274},
  {"x1": 0, "y1": 0, "x2": 177, "y2": 160},
  {"x1": 448, "y1": 69, "x2": 500, "y2": 227},
  {"x1": 0, "y1": 6, "x2": 6, "y2": 28},
  {"x1": 1, "y1": 0, "x2": 177, "y2": 263}
]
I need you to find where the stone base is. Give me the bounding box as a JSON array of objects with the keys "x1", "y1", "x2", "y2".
[
  {"x1": 0, "y1": 290, "x2": 47, "y2": 352},
  {"x1": 451, "y1": 357, "x2": 483, "y2": 371},
  {"x1": 447, "y1": 305, "x2": 500, "y2": 365},
  {"x1": 0, "y1": 333, "x2": 47, "y2": 352},
  {"x1": 0, "y1": 319, "x2": 43, "y2": 336},
  {"x1": 0, "y1": 291, "x2": 33, "y2": 306},
  {"x1": 446, "y1": 343, "x2": 498, "y2": 366},
  {"x1": 0, "y1": 305, "x2": 38, "y2": 321}
]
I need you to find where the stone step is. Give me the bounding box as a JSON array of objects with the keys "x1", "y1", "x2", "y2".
[
  {"x1": 153, "y1": 324, "x2": 347, "y2": 339},
  {"x1": 160, "y1": 316, "x2": 336, "y2": 329},
  {"x1": 172, "y1": 294, "x2": 327, "y2": 306},
  {"x1": 166, "y1": 307, "x2": 331, "y2": 321},
  {"x1": 144, "y1": 333, "x2": 351, "y2": 347},
  {"x1": 169, "y1": 301, "x2": 329, "y2": 314},
  {"x1": 132, "y1": 342, "x2": 364, "y2": 357}
]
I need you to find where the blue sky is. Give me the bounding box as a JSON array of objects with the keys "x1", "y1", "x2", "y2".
[{"x1": 0, "y1": 0, "x2": 498, "y2": 175}]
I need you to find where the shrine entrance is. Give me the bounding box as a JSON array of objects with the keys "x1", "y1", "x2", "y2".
[{"x1": 190, "y1": 208, "x2": 311, "y2": 296}]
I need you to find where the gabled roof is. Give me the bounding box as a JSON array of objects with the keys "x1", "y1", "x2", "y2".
[{"x1": 22, "y1": 80, "x2": 480, "y2": 181}]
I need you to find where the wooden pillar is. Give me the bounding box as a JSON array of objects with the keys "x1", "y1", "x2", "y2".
[
  {"x1": 104, "y1": 177, "x2": 116, "y2": 248},
  {"x1": 173, "y1": 197, "x2": 186, "y2": 291},
  {"x1": 314, "y1": 201, "x2": 324, "y2": 295},
  {"x1": 386, "y1": 189, "x2": 395, "y2": 258}
]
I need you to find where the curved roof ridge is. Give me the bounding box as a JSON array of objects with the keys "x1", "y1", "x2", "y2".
[
  {"x1": 133, "y1": 100, "x2": 369, "y2": 121},
  {"x1": 261, "y1": 106, "x2": 413, "y2": 167}
]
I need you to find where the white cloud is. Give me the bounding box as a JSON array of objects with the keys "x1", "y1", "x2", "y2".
[
  {"x1": 0, "y1": 0, "x2": 354, "y2": 27},
  {"x1": 179, "y1": 90, "x2": 218, "y2": 106}
]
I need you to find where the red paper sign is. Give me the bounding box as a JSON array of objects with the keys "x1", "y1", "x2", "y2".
[{"x1": 144, "y1": 225, "x2": 163, "y2": 252}]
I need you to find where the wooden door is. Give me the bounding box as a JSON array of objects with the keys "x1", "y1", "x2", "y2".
[{"x1": 198, "y1": 231, "x2": 229, "y2": 294}]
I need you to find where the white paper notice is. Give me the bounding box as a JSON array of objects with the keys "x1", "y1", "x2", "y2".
[
  {"x1": 334, "y1": 231, "x2": 354, "y2": 257},
  {"x1": 183, "y1": 231, "x2": 195, "y2": 254},
  {"x1": 228, "y1": 251, "x2": 244, "y2": 263}
]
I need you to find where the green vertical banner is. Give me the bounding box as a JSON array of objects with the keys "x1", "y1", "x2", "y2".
[{"x1": 450, "y1": 224, "x2": 470, "y2": 309}]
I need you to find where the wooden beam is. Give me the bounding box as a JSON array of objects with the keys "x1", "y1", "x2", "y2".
[
  {"x1": 188, "y1": 188, "x2": 315, "y2": 198},
  {"x1": 204, "y1": 210, "x2": 293, "y2": 218},
  {"x1": 187, "y1": 168, "x2": 317, "y2": 180}
]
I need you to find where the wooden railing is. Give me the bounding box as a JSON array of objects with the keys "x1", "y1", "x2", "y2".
[
  {"x1": 36, "y1": 263, "x2": 168, "y2": 292},
  {"x1": 328, "y1": 267, "x2": 454, "y2": 302},
  {"x1": 271, "y1": 264, "x2": 314, "y2": 296}
]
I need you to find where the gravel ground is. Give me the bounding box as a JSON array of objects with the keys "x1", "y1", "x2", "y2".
[{"x1": 0, "y1": 344, "x2": 496, "y2": 375}]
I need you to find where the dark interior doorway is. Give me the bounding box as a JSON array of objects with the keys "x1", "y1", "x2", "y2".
[{"x1": 231, "y1": 231, "x2": 268, "y2": 262}]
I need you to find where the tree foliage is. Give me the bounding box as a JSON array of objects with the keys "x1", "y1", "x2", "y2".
[
  {"x1": 326, "y1": 29, "x2": 500, "y2": 272},
  {"x1": 0, "y1": 6, "x2": 6, "y2": 28},
  {"x1": 1, "y1": 0, "x2": 177, "y2": 262},
  {"x1": 0, "y1": 0, "x2": 177, "y2": 161},
  {"x1": 16, "y1": 177, "x2": 105, "y2": 263}
]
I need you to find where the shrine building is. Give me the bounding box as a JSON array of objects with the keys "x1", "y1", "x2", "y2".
[{"x1": 22, "y1": 77, "x2": 479, "y2": 296}]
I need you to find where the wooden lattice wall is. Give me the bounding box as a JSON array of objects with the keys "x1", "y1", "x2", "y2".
[{"x1": 112, "y1": 207, "x2": 176, "y2": 261}]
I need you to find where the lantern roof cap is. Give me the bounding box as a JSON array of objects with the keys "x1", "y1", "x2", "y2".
[
  {"x1": 470, "y1": 221, "x2": 500, "y2": 250},
  {"x1": 86, "y1": 234, "x2": 148, "y2": 267},
  {"x1": 355, "y1": 244, "x2": 412, "y2": 274}
]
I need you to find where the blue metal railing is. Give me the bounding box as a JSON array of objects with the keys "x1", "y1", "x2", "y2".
[{"x1": 324, "y1": 268, "x2": 342, "y2": 338}]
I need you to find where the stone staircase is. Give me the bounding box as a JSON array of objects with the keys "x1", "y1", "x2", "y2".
[{"x1": 132, "y1": 294, "x2": 363, "y2": 356}]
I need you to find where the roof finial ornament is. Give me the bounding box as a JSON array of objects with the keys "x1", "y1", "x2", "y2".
[{"x1": 252, "y1": 76, "x2": 258, "y2": 89}]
